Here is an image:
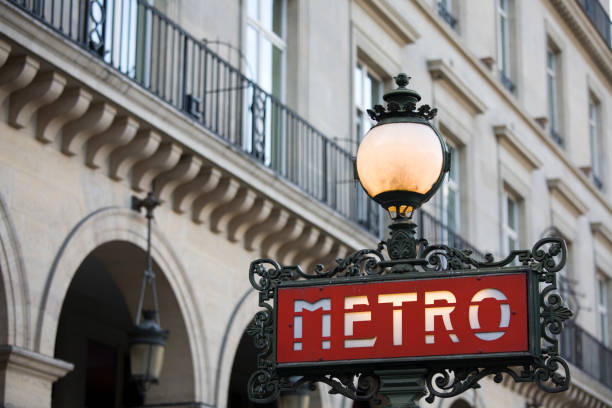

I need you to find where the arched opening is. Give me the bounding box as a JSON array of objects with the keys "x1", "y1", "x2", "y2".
[
  {"x1": 0, "y1": 261, "x2": 9, "y2": 345},
  {"x1": 52, "y1": 241, "x2": 196, "y2": 407},
  {"x1": 449, "y1": 398, "x2": 472, "y2": 408},
  {"x1": 0, "y1": 194, "x2": 27, "y2": 347},
  {"x1": 228, "y1": 329, "x2": 322, "y2": 408}
]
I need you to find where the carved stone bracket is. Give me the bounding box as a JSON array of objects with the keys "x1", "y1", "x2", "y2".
[
  {"x1": 61, "y1": 101, "x2": 117, "y2": 156},
  {"x1": 36, "y1": 87, "x2": 93, "y2": 144},
  {"x1": 0, "y1": 35, "x2": 357, "y2": 273},
  {"x1": 86, "y1": 116, "x2": 140, "y2": 169},
  {"x1": 9, "y1": 70, "x2": 67, "y2": 129}
]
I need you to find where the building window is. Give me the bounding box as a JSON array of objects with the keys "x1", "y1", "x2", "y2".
[
  {"x1": 546, "y1": 45, "x2": 562, "y2": 146},
  {"x1": 354, "y1": 63, "x2": 383, "y2": 148},
  {"x1": 244, "y1": 0, "x2": 286, "y2": 166},
  {"x1": 440, "y1": 144, "x2": 460, "y2": 235},
  {"x1": 438, "y1": 0, "x2": 458, "y2": 30},
  {"x1": 497, "y1": 0, "x2": 515, "y2": 93},
  {"x1": 354, "y1": 63, "x2": 383, "y2": 232},
  {"x1": 589, "y1": 95, "x2": 603, "y2": 189},
  {"x1": 245, "y1": 0, "x2": 285, "y2": 98},
  {"x1": 597, "y1": 275, "x2": 609, "y2": 346},
  {"x1": 502, "y1": 191, "x2": 520, "y2": 255}
]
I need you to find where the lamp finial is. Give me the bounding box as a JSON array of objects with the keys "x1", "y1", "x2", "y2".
[{"x1": 394, "y1": 73, "x2": 411, "y2": 88}]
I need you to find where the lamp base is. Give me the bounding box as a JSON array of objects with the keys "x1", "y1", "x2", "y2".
[
  {"x1": 373, "y1": 369, "x2": 427, "y2": 408},
  {"x1": 387, "y1": 219, "x2": 418, "y2": 262},
  {"x1": 373, "y1": 190, "x2": 427, "y2": 213}
]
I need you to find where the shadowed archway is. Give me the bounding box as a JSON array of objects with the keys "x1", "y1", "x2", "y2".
[{"x1": 52, "y1": 241, "x2": 196, "y2": 407}]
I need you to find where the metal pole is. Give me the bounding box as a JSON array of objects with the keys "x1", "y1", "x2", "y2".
[
  {"x1": 132, "y1": 192, "x2": 162, "y2": 325},
  {"x1": 374, "y1": 369, "x2": 427, "y2": 408}
]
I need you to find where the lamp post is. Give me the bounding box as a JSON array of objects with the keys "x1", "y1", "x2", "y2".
[
  {"x1": 246, "y1": 74, "x2": 571, "y2": 408},
  {"x1": 354, "y1": 74, "x2": 449, "y2": 407},
  {"x1": 129, "y1": 192, "x2": 169, "y2": 406}
]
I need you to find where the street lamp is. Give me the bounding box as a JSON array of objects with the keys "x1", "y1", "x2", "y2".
[
  {"x1": 356, "y1": 73, "x2": 450, "y2": 263},
  {"x1": 129, "y1": 192, "x2": 169, "y2": 405},
  {"x1": 356, "y1": 73, "x2": 449, "y2": 219}
]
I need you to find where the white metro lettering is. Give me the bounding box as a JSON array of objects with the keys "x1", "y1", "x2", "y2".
[
  {"x1": 344, "y1": 296, "x2": 376, "y2": 348},
  {"x1": 289, "y1": 286, "x2": 514, "y2": 352},
  {"x1": 424, "y1": 291, "x2": 459, "y2": 344},
  {"x1": 469, "y1": 289, "x2": 510, "y2": 341},
  {"x1": 378, "y1": 293, "x2": 417, "y2": 346},
  {"x1": 293, "y1": 299, "x2": 331, "y2": 351}
]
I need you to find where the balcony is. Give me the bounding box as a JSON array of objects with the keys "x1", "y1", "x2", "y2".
[
  {"x1": 4, "y1": 0, "x2": 379, "y2": 236},
  {"x1": 437, "y1": 2, "x2": 458, "y2": 30},
  {"x1": 578, "y1": 0, "x2": 612, "y2": 49},
  {"x1": 5, "y1": 0, "x2": 496, "y2": 253},
  {"x1": 550, "y1": 129, "x2": 564, "y2": 147},
  {"x1": 561, "y1": 321, "x2": 612, "y2": 389},
  {"x1": 417, "y1": 210, "x2": 486, "y2": 260},
  {"x1": 500, "y1": 72, "x2": 516, "y2": 94}
]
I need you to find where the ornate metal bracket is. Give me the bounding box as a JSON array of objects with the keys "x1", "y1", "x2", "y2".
[
  {"x1": 366, "y1": 73, "x2": 438, "y2": 123},
  {"x1": 246, "y1": 219, "x2": 572, "y2": 405}
]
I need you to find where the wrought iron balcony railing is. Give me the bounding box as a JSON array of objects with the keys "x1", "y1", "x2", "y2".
[
  {"x1": 561, "y1": 321, "x2": 612, "y2": 390},
  {"x1": 500, "y1": 72, "x2": 516, "y2": 94},
  {"x1": 437, "y1": 2, "x2": 458, "y2": 30},
  {"x1": 417, "y1": 210, "x2": 485, "y2": 260},
  {"x1": 550, "y1": 129, "x2": 564, "y2": 147},
  {"x1": 578, "y1": 0, "x2": 612, "y2": 49},
  {"x1": 5, "y1": 0, "x2": 379, "y2": 236}
]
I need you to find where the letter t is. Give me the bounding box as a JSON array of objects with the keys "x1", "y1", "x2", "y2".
[{"x1": 378, "y1": 293, "x2": 417, "y2": 346}]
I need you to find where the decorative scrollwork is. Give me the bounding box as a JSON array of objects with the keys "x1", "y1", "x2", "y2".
[
  {"x1": 417, "y1": 237, "x2": 571, "y2": 403},
  {"x1": 250, "y1": 87, "x2": 267, "y2": 161},
  {"x1": 248, "y1": 367, "x2": 381, "y2": 404},
  {"x1": 533, "y1": 355, "x2": 571, "y2": 393},
  {"x1": 530, "y1": 237, "x2": 567, "y2": 276},
  {"x1": 424, "y1": 355, "x2": 570, "y2": 404},
  {"x1": 87, "y1": 0, "x2": 106, "y2": 55},
  {"x1": 292, "y1": 373, "x2": 381, "y2": 402},
  {"x1": 248, "y1": 365, "x2": 280, "y2": 403},
  {"x1": 367, "y1": 102, "x2": 438, "y2": 122}
]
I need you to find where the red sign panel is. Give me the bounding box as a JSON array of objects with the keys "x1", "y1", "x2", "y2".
[{"x1": 277, "y1": 273, "x2": 528, "y2": 363}]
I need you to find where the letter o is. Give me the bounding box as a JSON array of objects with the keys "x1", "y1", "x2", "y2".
[{"x1": 469, "y1": 289, "x2": 510, "y2": 341}]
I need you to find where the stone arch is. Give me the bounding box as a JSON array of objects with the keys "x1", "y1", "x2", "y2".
[
  {"x1": 215, "y1": 287, "x2": 259, "y2": 408},
  {"x1": 36, "y1": 206, "x2": 210, "y2": 401},
  {"x1": 0, "y1": 193, "x2": 30, "y2": 347}
]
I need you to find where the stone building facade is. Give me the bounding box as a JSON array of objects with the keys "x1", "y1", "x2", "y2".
[{"x1": 0, "y1": 0, "x2": 611, "y2": 407}]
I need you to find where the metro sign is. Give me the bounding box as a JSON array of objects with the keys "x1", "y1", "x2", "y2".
[
  {"x1": 276, "y1": 273, "x2": 528, "y2": 365},
  {"x1": 247, "y1": 237, "x2": 571, "y2": 404}
]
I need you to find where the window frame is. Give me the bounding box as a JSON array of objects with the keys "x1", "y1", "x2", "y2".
[
  {"x1": 597, "y1": 275, "x2": 609, "y2": 346},
  {"x1": 354, "y1": 62, "x2": 383, "y2": 148},
  {"x1": 497, "y1": 0, "x2": 511, "y2": 76},
  {"x1": 546, "y1": 45, "x2": 561, "y2": 145},
  {"x1": 242, "y1": 0, "x2": 287, "y2": 167},
  {"x1": 437, "y1": 0, "x2": 458, "y2": 31},
  {"x1": 589, "y1": 94, "x2": 603, "y2": 188},
  {"x1": 497, "y1": 0, "x2": 515, "y2": 93},
  {"x1": 244, "y1": 0, "x2": 287, "y2": 98},
  {"x1": 440, "y1": 142, "x2": 461, "y2": 236},
  {"x1": 353, "y1": 61, "x2": 384, "y2": 232},
  {"x1": 501, "y1": 190, "x2": 520, "y2": 256}
]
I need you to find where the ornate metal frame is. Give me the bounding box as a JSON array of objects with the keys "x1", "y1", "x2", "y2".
[{"x1": 246, "y1": 225, "x2": 572, "y2": 405}]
